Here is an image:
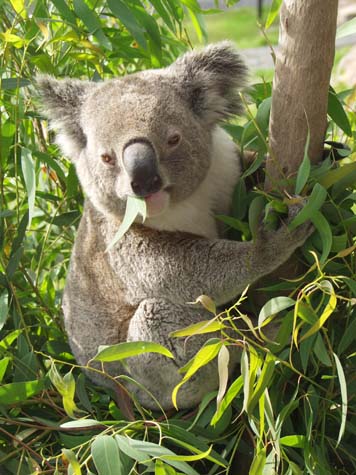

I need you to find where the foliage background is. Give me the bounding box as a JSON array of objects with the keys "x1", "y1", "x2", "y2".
[{"x1": 0, "y1": 1, "x2": 355, "y2": 474}]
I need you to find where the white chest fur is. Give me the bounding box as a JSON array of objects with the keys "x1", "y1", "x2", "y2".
[{"x1": 146, "y1": 127, "x2": 240, "y2": 239}]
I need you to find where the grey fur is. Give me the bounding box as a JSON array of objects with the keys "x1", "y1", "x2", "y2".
[{"x1": 38, "y1": 43, "x2": 311, "y2": 410}]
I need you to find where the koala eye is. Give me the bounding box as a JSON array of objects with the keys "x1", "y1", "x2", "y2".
[
  {"x1": 167, "y1": 133, "x2": 181, "y2": 147},
  {"x1": 101, "y1": 153, "x2": 115, "y2": 165}
]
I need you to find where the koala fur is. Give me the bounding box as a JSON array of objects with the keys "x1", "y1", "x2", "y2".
[{"x1": 38, "y1": 43, "x2": 310, "y2": 410}]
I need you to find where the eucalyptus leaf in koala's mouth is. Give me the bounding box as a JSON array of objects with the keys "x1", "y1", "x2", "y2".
[{"x1": 106, "y1": 195, "x2": 146, "y2": 251}]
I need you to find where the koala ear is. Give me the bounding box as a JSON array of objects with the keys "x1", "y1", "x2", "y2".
[
  {"x1": 36, "y1": 75, "x2": 95, "y2": 158},
  {"x1": 169, "y1": 42, "x2": 248, "y2": 125}
]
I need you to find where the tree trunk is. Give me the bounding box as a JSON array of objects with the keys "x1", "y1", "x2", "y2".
[{"x1": 265, "y1": 0, "x2": 339, "y2": 190}]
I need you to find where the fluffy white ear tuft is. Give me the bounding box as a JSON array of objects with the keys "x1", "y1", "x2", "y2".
[
  {"x1": 169, "y1": 42, "x2": 248, "y2": 126},
  {"x1": 36, "y1": 75, "x2": 96, "y2": 158}
]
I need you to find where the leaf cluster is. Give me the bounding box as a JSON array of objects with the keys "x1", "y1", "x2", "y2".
[{"x1": 0, "y1": 1, "x2": 355, "y2": 475}]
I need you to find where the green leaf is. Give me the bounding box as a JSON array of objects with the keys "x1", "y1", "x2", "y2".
[
  {"x1": 106, "y1": 195, "x2": 146, "y2": 251},
  {"x1": 92, "y1": 435, "x2": 123, "y2": 475},
  {"x1": 248, "y1": 352, "x2": 275, "y2": 414},
  {"x1": 155, "y1": 460, "x2": 177, "y2": 475},
  {"x1": 66, "y1": 163, "x2": 79, "y2": 199},
  {"x1": 0, "y1": 379, "x2": 45, "y2": 405},
  {"x1": 280, "y1": 435, "x2": 306, "y2": 448},
  {"x1": 0, "y1": 290, "x2": 9, "y2": 331},
  {"x1": 211, "y1": 375, "x2": 243, "y2": 425},
  {"x1": 189, "y1": 294, "x2": 216, "y2": 314},
  {"x1": 115, "y1": 434, "x2": 152, "y2": 465},
  {"x1": 62, "y1": 449, "x2": 81, "y2": 475},
  {"x1": 94, "y1": 341, "x2": 174, "y2": 362},
  {"x1": 172, "y1": 340, "x2": 222, "y2": 409},
  {"x1": 300, "y1": 281, "x2": 337, "y2": 342},
  {"x1": 21, "y1": 148, "x2": 36, "y2": 228},
  {"x1": 310, "y1": 211, "x2": 332, "y2": 263},
  {"x1": 149, "y1": 0, "x2": 175, "y2": 33},
  {"x1": 248, "y1": 446, "x2": 266, "y2": 475},
  {"x1": 48, "y1": 365, "x2": 81, "y2": 418},
  {"x1": 0, "y1": 78, "x2": 30, "y2": 89},
  {"x1": 60, "y1": 419, "x2": 103, "y2": 429},
  {"x1": 248, "y1": 195, "x2": 266, "y2": 240},
  {"x1": 216, "y1": 345, "x2": 230, "y2": 409},
  {"x1": 265, "y1": 0, "x2": 282, "y2": 29},
  {"x1": 288, "y1": 183, "x2": 327, "y2": 231},
  {"x1": 73, "y1": 0, "x2": 112, "y2": 50},
  {"x1": 258, "y1": 297, "x2": 295, "y2": 328},
  {"x1": 295, "y1": 130, "x2": 311, "y2": 194},
  {"x1": 255, "y1": 97, "x2": 271, "y2": 131},
  {"x1": 51, "y1": 210, "x2": 81, "y2": 227},
  {"x1": 116, "y1": 436, "x2": 199, "y2": 475},
  {"x1": 170, "y1": 319, "x2": 224, "y2": 337},
  {"x1": 52, "y1": 0, "x2": 77, "y2": 25},
  {"x1": 336, "y1": 16, "x2": 356, "y2": 39},
  {"x1": 215, "y1": 215, "x2": 250, "y2": 238},
  {"x1": 0, "y1": 357, "x2": 10, "y2": 383},
  {"x1": 317, "y1": 161, "x2": 356, "y2": 189},
  {"x1": 328, "y1": 88, "x2": 352, "y2": 137},
  {"x1": 108, "y1": 0, "x2": 147, "y2": 49},
  {"x1": 333, "y1": 352, "x2": 348, "y2": 447}
]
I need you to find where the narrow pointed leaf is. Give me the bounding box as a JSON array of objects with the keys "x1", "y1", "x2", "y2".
[
  {"x1": 21, "y1": 148, "x2": 36, "y2": 228},
  {"x1": 288, "y1": 183, "x2": 327, "y2": 230},
  {"x1": 95, "y1": 341, "x2": 173, "y2": 362},
  {"x1": 333, "y1": 352, "x2": 348, "y2": 447}
]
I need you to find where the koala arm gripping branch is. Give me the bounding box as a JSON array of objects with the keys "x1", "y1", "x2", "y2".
[{"x1": 110, "y1": 215, "x2": 311, "y2": 308}]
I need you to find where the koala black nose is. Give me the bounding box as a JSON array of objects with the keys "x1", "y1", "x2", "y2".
[{"x1": 122, "y1": 141, "x2": 162, "y2": 197}]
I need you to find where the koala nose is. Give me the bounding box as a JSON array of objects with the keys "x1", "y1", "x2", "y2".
[{"x1": 122, "y1": 141, "x2": 162, "y2": 197}]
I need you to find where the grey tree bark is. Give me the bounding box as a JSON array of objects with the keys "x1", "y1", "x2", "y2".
[{"x1": 265, "y1": 0, "x2": 339, "y2": 190}]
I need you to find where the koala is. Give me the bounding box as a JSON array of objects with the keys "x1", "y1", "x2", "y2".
[{"x1": 38, "y1": 43, "x2": 310, "y2": 411}]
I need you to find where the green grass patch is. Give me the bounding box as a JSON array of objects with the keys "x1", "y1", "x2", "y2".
[{"x1": 186, "y1": 7, "x2": 279, "y2": 49}]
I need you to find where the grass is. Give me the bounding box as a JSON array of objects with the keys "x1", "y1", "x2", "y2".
[{"x1": 186, "y1": 7, "x2": 279, "y2": 49}]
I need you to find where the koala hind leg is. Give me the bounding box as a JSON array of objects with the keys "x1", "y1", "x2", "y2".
[{"x1": 126, "y1": 298, "x2": 224, "y2": 411}]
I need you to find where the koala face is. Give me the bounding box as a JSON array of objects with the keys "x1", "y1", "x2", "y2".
[
  {"x1": 77, "y1": 75, "x2": 212, "y2": 217},
  {"x1": 38, "y1": 42, "x2": 247, "y2": 219}
]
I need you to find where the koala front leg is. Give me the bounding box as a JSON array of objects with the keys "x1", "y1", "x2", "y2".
[
  {"x1": 125, "y1": 298, "x2": 233, "y2": 410},
  {"x1": 118, "y1": 213, "x2": 312, "y2": 309}
]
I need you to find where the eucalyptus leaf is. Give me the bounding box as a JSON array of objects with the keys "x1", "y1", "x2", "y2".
[
  {"x1": 106, "y1": 195, "x2": 146, "y2": 251},
  {"x1": 94, "y1": 341, "x2": 174, "y2": 362}
]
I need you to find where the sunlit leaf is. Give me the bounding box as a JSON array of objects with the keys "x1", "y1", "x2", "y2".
[
  {"x1": 73, "y1": 0, "x2": 112, "y2": 50},
  {"x1": 211, "y1": 376, "x2": 243, "y2": 425},
  {"x1": 265, "y1": 0, "x2": 282, "y2": 29},
  {"x1": 172, "y1": 340, "x2": 222, "y2": 409},
  {"x1": 62, "y1": 449, "x2": 81, "y2": 475},
  {"x1": 336, "y1": 16, "x2": 356, "y2": 39},
  {"x1": 280, "y1": 435, "x2": 306, "y2": 448},
  {"x1": 216, "y1": 345, "x2": 230, "y2": 409},
  {"x1": 248, "y1": 446, "x2": 266, "y2": 475},
  {"x1": 258, "y1": 296, "x2": 295, "y2": 328},
  {"x1": 0, "y1": 379, "x2": 45, "y2": 405},
  {"x1": 189, "y1": 294, "x2": 216, "y2": 314},
  {"x1": 300, "y1": 281, "x2": 337, "y2": 342},
  {"x1": 21, "y1": 148, "x2": 36, "y2": 228},
  {"x1": 333, "y1": 352, "x2": 348, "y2": 447},
  {"x1": 94, "y1": 341, "x2": 174, "y2": 362},
  {"x1": 170, "y1": 319, "x2": 225, "y2": 337}
]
